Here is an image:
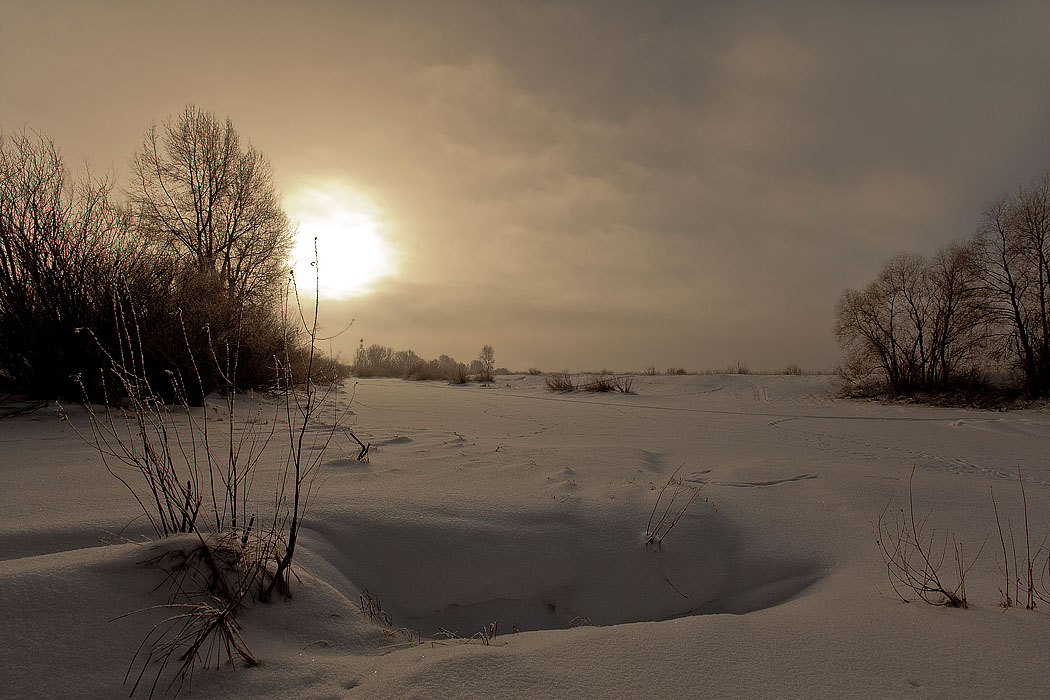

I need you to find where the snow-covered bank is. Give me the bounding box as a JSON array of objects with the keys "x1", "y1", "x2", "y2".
[{"x1": 3, "y1": 375, "x2": 1050, "y2": 698}]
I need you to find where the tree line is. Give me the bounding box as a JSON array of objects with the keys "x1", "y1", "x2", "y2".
[
  {"x1": 0, "y1": 105, "x2": 339, "y2": 401},
  {"x1": 837, "y1": 172, "x2": 1050, "y2": 399},
  {"x1": 352, "y1": 343, "x2": 499, "y2": 383}
]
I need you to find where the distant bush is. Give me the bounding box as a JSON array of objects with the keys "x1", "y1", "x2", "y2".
[
  {"x1": 545, "y1": 372, "x2": 634, "y2": 393},
  {"x1": 354, "y1": 343, "x2": 484, "y2": 384},
  {"x1": 586, "y1": 374, "x2": 616, "y2": 392},
  {"x1": 448, "y1": 365, "x2": 469, "y2": 384},
  {"x1": 666, "y1": 367, "x2": 689, "y2": 375},
  {"x1": 545, "y1": 372, "x2": 577, "y2": 392}
]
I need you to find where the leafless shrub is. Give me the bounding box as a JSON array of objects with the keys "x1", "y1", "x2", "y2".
[
  {"x1": 666, "y1": 367, "x2": 688, "y2": 375},
  {"x1": 68, "y1": 291, "x2": 277, "y2": 539},
  {"x1": 645, "y1": 465, "x2": 704, "y2": 547},
  {"x1": 874, "y1": 468, "x2": 981, "y2": 607},
  {"x1": 584, "y1": 374, "x2": 634, "y2": 393},
  {"x1": 68, "y1": 244, "x2": 350, "y2": 696},
  {"x1": 0, "y1": 128, "x2": 133, "y2": 398}
]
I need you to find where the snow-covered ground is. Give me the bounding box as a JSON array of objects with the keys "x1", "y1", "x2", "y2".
[{"x1": 3, "y1": 374, "x2": 1050, "y2": 699}]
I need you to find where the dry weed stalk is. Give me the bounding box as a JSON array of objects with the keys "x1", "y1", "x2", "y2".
[
  {"x1": 645, "y1": 464, "x2": 704, "y2": 547},
  {"x1": 357, "y1": 590, "x2": 393, "y2": 627},
  {"x1": 67, "y1": 294, "x2": 278, "y2": 540},
  {"x1": 874, "y1": 467, "x2": 982, "y2": 608},
  {"x1": 990, "y1": 486, "x2": 1014, "y2": 608},
  {"x1": 991, "y1": 471, "x2": 1049, "y2": 610}
]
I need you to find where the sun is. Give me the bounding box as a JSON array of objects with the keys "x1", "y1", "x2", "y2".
[{"x1": 285, "y1": 182, "x2": 395, "y2": 299}]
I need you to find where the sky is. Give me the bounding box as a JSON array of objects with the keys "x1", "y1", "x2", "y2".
[{"x1": 4, "y1": 1, "x2": 1050, "y2": 373}]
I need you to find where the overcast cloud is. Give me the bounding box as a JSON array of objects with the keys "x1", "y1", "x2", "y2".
[{"x1": 4, "y1": 1, "x2": 1050, "y2": 371}]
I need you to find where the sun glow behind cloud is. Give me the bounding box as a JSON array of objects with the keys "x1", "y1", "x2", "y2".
[{"x1": 285, "y1": 182, "x2": 396, "y2": 299}]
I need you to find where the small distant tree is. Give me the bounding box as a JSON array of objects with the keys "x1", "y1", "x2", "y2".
[{"x1": 477, "y1": 345, "x2": 495, "y2": 381}]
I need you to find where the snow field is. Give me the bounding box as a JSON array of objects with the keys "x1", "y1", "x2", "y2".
[{"x1": 3, "y1": 374, "x2": 1050, "y2": 698}]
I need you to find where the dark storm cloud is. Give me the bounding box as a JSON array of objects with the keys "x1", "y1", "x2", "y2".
[{"x1": 5, "y1": 1, "x2": 1050, "y2": 370}]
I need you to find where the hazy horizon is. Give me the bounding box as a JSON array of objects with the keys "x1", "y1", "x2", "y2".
[{"x1": 5, "y1": 1, "x2": 1050, "y2": 372}]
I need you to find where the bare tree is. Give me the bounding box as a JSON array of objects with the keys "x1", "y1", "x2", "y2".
[
  {"x1": 479, "y1": 344, "x2": 495, "y2": 373},
  {"x1": 836, "y1": 244, "x2": 986, "y2": 393},
  {"x1": 129, "y1": 105, "x2": 293, "y2": 305},
  {"x1": 926, "y1": 241, "x2": 990, "y2": 386},
  {"x1": 973, "y1": 175, "x2": 1050, "y2": 396}
]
